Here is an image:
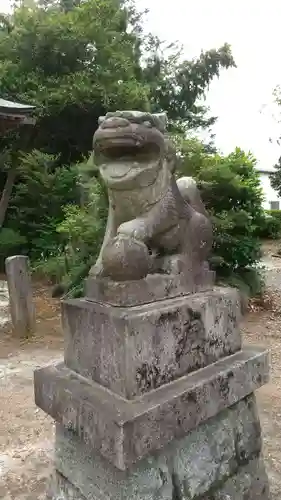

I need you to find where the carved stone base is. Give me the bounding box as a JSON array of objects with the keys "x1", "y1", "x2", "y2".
[
  {"x1": 61, "y1": 287, "x2": 241, "y2": 398},
  {"x1": 46, "y1": 394, "x2": 270, "y2": 500},
  {"x1": 85, "y1": 269, "x2": 215, "y2": 307}
]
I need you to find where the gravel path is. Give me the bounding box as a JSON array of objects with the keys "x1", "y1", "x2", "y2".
[
  {"x1": 0, "y1": 285, "x2": 63, "y2": 500},
  {"x1": 261, "y1": 240, "x2": 281, "y2": 290},
  {"x1": 0, "y1": 281, "x2": 9, "y2": 328},
  {"x1": 0, "y1": 349, "x2": 61, "y2": 500}
]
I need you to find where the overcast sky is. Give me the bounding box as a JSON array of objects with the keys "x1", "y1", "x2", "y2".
[
  {"x1": 2, "y1": 0, "x2": 281, "y2": 167},
  {"x1": 138, "y1": 0, "x2": 281, "y2": 168}
]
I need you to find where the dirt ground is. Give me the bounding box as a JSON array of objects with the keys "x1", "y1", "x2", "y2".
[
  {"x1": 0, "y1": 285, "x2": 63, "y2": 500},
  {"x1": 1, "y1": 245, "x2": 281, "y2": 499}
]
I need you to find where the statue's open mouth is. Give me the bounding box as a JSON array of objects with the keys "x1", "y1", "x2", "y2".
[
  {"x1": 95, "y1": 137, "x2": 161, "y2": 165},
  {"x1": 93, "y1": 121, "x2": 165, "y2": 185}
]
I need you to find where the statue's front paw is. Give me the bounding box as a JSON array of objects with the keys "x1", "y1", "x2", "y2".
[{"x1": 117, "y1": 220, "x2": 147, "y2": 241}]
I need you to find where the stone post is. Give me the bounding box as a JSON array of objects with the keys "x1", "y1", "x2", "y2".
[
  {"x1": 5, "y1": 255, "x2": 36, "y2": 338},
  {"x1": 34, "y1": 110, "x2": 271, "y2": 499}
]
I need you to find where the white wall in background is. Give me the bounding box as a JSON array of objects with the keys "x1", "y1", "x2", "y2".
[{"x1": 258, "y1": 171, "x2": 281, "y2": 210}]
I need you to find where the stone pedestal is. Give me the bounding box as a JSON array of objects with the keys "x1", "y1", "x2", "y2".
[{"x1": 34, "y1": 285, "x2": 271, "y2": 499}]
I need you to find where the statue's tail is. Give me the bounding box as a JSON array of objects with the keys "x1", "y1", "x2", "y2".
[
  {"x1": 176, "y1": 176, "x2": 208, "y2": 217},
  {"x1": 177, "y1": 176, "x2": 213, "y2": 266}
]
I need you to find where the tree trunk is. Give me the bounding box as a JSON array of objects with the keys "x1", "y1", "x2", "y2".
[{"x1": 0, "y1": 167, "x2": 17, "y2": 229}]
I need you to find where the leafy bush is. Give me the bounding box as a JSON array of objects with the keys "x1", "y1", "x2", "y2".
[
  {"x1": 178, "y1": 141, "x2": 264, "y2": 293},
  {"x1": 255, "y1": 211, "x2": 281, "y2": 240},
  {"x1": 218, "y1": 266, "x2": 265, "y2": 298},
  {"x1": 33, "y1": 166, "x2": 108, "y2": 296},
  {"x1": 0, "y1": 228, "x2": 27, "y2": 270},
  {"x1": 267, "y1": 209, "x2": 281, "y2": 222},
  {"x1": 6, "y1": 150, "x2": 80, "y2": 259}
]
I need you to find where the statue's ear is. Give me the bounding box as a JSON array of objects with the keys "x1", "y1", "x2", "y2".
[
  {"x1": 98, "y1": 116, "x2": 106, "y2": 126},
  {"x1": 164, "y1": 137, "x2": 177, "y2": 173},
  {"x1": 86, "y1": 152, "x2": 99, "y2": 173},
  {"x1": 152, "y1": 112, "x2": 167, "y2": 132},
  {"x1": 87, "y1": 151, "x2": 94, "y2": 166}
]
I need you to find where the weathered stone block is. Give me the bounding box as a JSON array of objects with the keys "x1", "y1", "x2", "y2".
[
  {"x1": 211, "y1": 458, "x2": 270, "y2": 499},
  {"x1": 46, "y1": 395, "x2": 269, "y2": 500},
  {"x1": 170, "y1": 412, "x2": 236, "y2": 498},
  {"x1": 34, "y1": 346, "x2": 269, "y2": 470},
  {"x1": 231, "y1": 393, "x2": 262, "y2": 465},
  {"x1": 171, "y1": 394, "x2": 263, "y2": 499},
  {"x1": 54, "y1": 425, "x2": 173, "y2": 500},
  {"x1": 62, "y1": 287, "x2": 241, "y2": 398}
]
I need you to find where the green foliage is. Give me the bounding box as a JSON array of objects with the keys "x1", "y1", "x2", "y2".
[
  {"x1": 57, "y1": 161, "x2": 107, "y2": 253},
  {"x1": 255, "y1": 210, "x2": 281, "y2": 240},
  {"x1": 270, "y1": 130, "x2": 281, "y2": 194},
  {"x1": 0, "y1": 0, "x2": 235, "y2": 165},
  {"x1": 33, "y1": 164, "x2": 107, "y2": 296},
  {"x1": 6, "y1": 149, "x2": 80, "y2": 258},
  {"x1": 179, "y1": 141, "x2": 263, "y2": 283},
  {"x1": 218, "y1": 267, "x2": 265, "y2": 299},
  {"x1": 0, "y1": 0, "x2": 150, "y2": 164},
  {"x1": 267, "y1": 209, "x2": 281, "y2": 222},
  {"x1": 0, "y1": 228, "x2": 27, "y2": 269},
  {"x1": 143, "y1": 40, "x2": 235, "y2": 130}
]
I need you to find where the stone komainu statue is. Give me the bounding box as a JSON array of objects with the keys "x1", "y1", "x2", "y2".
[{"x1": 89, "y1": 110, "x2": 213, "y2": 284}]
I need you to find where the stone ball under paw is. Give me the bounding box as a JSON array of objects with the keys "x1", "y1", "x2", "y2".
[{"x1": 102, "y1": 235, "x2": 151, "y2": 281}]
